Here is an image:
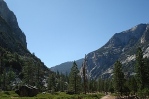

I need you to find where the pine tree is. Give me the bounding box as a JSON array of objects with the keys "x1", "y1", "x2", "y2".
[
  {"x1": 22, "y1": 58, "x2": 36, "y2": 86},
  {"x1": 113, "y1": 61, "x2": 125, "y2": 96},
  {"x1": 108, "y1": 79, "x2": 114, "y2": 93},
  {"x1": 143, "y1": 57, "x2": 149, "y2": 88},
  {"x1": 98, "y1": 78, "x2": 104, "y2": 92},
  {"x1": 68, "y1": 61, "x2": 81, "y2": 94},
  {"x1": 48, "y1": 73, "x2": 56, "y2": 92},
  {"x1": 35, "y1": 62, "x2": 44, "y2": 91},
  {"x1": 104, "y1": 79, "x2": 109, "y2": 93},
  {"x1": 0, "y1": 52, "x2": 2, "y2": 88},
  {"x1": 129, "y1": 76, "x2": 137, "y2": 94},
  {"x1": 135, "y1": 47, "x2": 146, "y2": 90},
  {"x1": 2, "y1": 67, "x2": 6, "y2": 90}
]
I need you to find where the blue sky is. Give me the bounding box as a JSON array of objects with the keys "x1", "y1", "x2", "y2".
[{"x1": 5, "y1": 0, "x2": 149, "y2": 67}]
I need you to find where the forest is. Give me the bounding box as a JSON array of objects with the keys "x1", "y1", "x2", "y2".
[{"x1": 0, "y1": 47, "x2": 149, "y2": 99}]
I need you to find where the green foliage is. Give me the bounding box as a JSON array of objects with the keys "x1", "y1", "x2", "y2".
[
  {"x1": 48, "y1": 73, "x2": 56, "y2": 92},
  {"x1": 88, "y1": 79, "x2": 97, "y2": 93},
  {"x1": 135, "y1": 47, "x2": 149, "y2": 97},
  {"x1": 0, "y1": 47, "x2": 50, "y2": 91},
  {"x1": 113, "y1": 61, "x2": 125, "y2": 95},
  {"x1": 135, "y1": 47, "x2": 149, "y2": 91},
  {"x1": 143, "y1": 57, "x2": 149, "y2": 88},
  {"x1": 22, "y1": 58, "x2": 36, "y2": 86},
  {"x1": 127, "y1": 76, "x2": 137, "y2": 94},
  {"x1": 135, "y1": 47, "x2": 144, "y2": 90},
  {"x1": 108, "y1": 79, "x2": 114, "y2": 93},
  {"x1": 137, "y1": 88, "x2": 149, "y2": 98},
  {"x1": 97, "y1": 78, "x2": 104, "y2": 92},
  {"x1": 0, "y1": 91, "x2": 104, "y2": 99},
  {"x1": 68, "y1": 61, "x2": 82, "y2": 94}
]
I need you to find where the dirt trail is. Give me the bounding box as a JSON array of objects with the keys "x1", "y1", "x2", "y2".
[{"x1": 101, "y1": 95, "x2": 115, "y2": 99}]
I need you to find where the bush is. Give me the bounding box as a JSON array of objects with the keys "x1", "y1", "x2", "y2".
[{"x1": 137, "y1": 88, "x2": 149, "y2": 98}]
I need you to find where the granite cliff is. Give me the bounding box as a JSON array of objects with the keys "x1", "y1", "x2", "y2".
[{"x1": 85, "y1": 23, "x2": 149, "y2": 79}]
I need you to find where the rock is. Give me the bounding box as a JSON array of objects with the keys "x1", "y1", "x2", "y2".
[{"x1": 15, "y1": 85, "x2": 39, "y2": 97}]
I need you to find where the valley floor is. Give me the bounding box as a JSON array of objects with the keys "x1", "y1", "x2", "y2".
[{"x1": 0, "y1": 91, "x2": 104, "y2": 99}]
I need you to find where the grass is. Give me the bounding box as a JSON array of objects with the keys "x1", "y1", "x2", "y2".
[{"x1": 0, "y1": 91, "x2": 104, "y2": 99}]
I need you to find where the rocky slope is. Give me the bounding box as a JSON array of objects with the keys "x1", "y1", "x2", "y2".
[{"x1": 85, "y1": 23, "x2": 149, "y2": 79}]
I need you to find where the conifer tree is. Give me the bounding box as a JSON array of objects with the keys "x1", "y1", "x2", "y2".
[
  {"x1": 48, "y1": 73, "x2": 56, "y2": 92},
  {"x1": 34, "y1": 62, "x2": 44, "y2": 91},
  {"x1": 135, "y1": 47, "x2": 146, "y2": 90},
  {"x1": 6, "y1": 67, "x2": 16, "y2": 90},
  {"x1": 68, "y1": 61, "x2": 81, "y2": 94},
  {"x1": 129, "y1": 76, "x2": 137, "y2": 94},
  {"x1": 143, "y1": 57, "x2": 149, "y2": 88},
  {"x1": 0, "y1": 52, "x2": 2, "y2": 88},
  {"x1": 113, "y1": 61, "x2": 125, "y2": 95},
  {"x1": 22, "y1": 58, "x2": 36, "y2": 86},
  {"x1": 98, "y1": 78, "x2": 104, "y2": 92},
  {"x1": 108, "y1": 79, "x2": 114, "y2": 93}
]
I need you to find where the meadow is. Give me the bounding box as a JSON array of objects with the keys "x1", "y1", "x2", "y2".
[{"x1": 0, "y1": 91, "x2": 104, "y2": 99}]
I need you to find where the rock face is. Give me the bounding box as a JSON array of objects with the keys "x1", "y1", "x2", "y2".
[
  {"x1": 0, "y1": 0, "x2": 27, "y2": 53},
  {"x1": 84, "y1": 23, "x2": 149, "y2": 79}
]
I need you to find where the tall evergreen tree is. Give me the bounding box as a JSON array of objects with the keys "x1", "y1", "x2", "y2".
[
  {"x1": 5, "y1": 67, "x2": 16, "y2": 90},
  {"x1": 0, "y1": 52, "x2": 2, "y2": 88},
  {"x1": 48, "y1": 73, "x2": 56, "y2": 92},
  {"x1": 113, "y1": 61, "x2": 125, "y2": 95},
  {"x1": 135, "y1": 47, "x2": 146, "y2": 90},
  {"x1": 108, "y1": 79, "x2": 114, "y2": 93},
  {"x1": 22, "y1": 58, "x2": 36, "y2": 86},
  {"x1": 2, "y1": 67, "x2": 6, "y2": 90},
  {"x1": 143, "y1": 57, "x2": 149, "y2": 88},
  {"x1": 129, "y1": 76, "x2": 137, "y2": 94},
  {"x1": 35, "y1": 62, "x2": 44, "y2": 91},
  {"x1": 104, "y1": 79, "x2": 110, "y2": 93},
  {"x1": 68, "y1": 61, "x2": 81, "y2": 94},
  {"x1": 98, "y1": 78, "x2": 104, "y2": 92}
]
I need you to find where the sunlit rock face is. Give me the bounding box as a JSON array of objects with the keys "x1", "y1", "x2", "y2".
[{"x1": 84, "y1": 24, "x2": 149, "y2": 79}]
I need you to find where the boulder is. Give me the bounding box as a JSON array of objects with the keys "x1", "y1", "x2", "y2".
[{"x1": 15, "y1": 85, "x2": 39, "y2": 97}]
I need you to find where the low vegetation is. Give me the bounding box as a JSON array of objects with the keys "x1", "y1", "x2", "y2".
[{"x1": 0, "y1": 91, "x2": 104, "y2": 99}]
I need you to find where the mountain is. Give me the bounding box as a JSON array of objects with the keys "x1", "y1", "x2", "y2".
[
  {"x1": 0, "y1": 0, "x2": 51, "y2": 85},
  {"x1": 50, "y1": 59, "x2": 84, "y2": 74},
  {"x1": 85, "y1": 23, "x2": 149, "y2": 79},
  {"x1": 50, "y1": 23, "x2": 149, "y2": 79},
  {"x1": 0, "y1": 0, "x2": 27, "y2": 54}
]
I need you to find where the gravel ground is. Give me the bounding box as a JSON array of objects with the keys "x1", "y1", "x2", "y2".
[{"x1": 101, "y1": 95, "x2": 116, "y2": 99}]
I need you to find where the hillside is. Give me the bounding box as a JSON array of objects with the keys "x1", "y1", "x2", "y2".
[
  {"x1": 50, "y1": 59, "x2": 84, "y2": 74},
  {"x1": 0, "y1": 0, "x2": 51, "y2": 90}
]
